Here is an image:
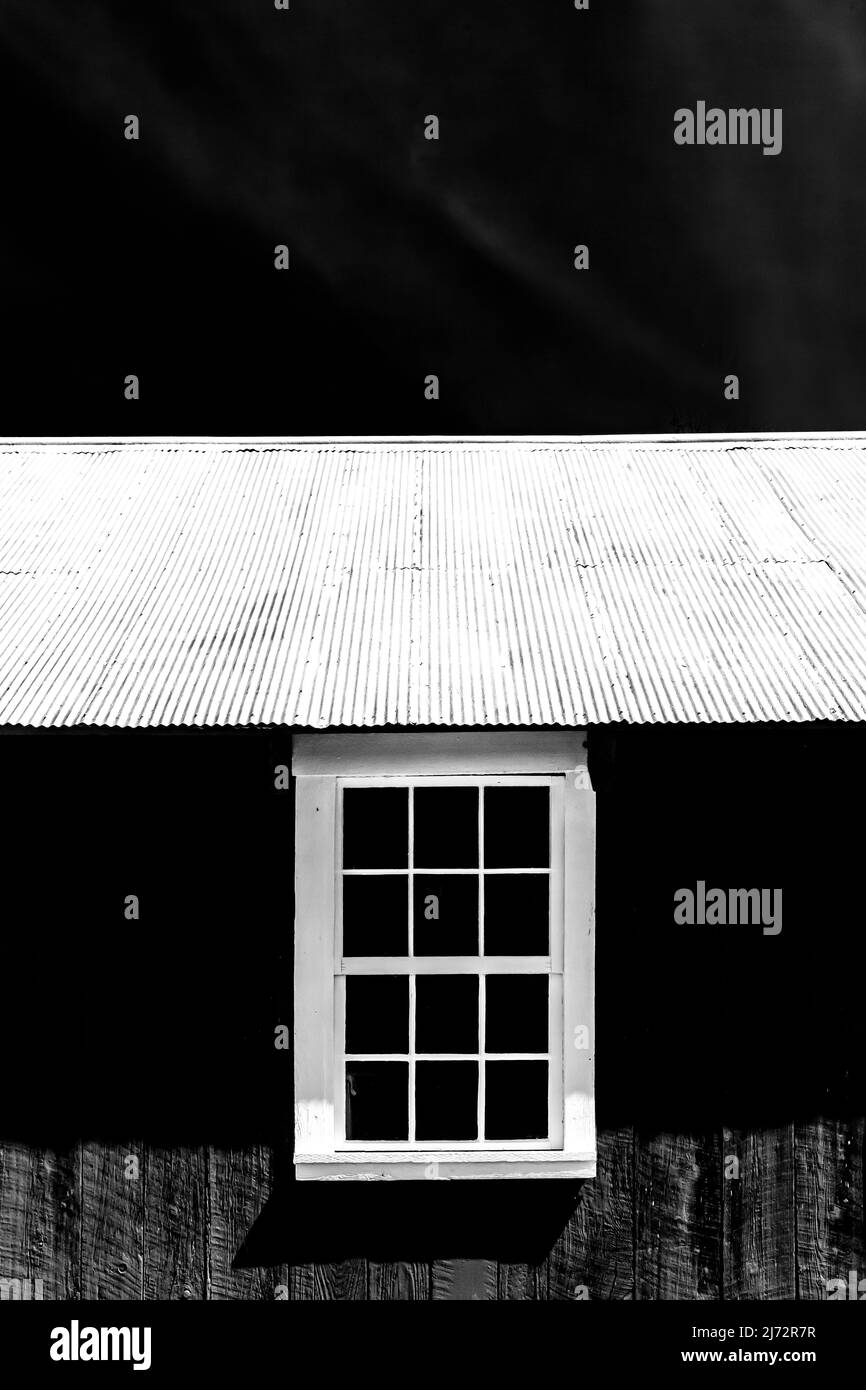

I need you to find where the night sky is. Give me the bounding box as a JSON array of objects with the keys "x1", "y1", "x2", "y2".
[{"x1": 1, "y1": 0, "x2": 864, "y2": 435}]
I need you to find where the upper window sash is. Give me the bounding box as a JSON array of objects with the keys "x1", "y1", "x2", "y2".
[{"x1": 335, "y1": 774, "x2": 564, "y2": 974}]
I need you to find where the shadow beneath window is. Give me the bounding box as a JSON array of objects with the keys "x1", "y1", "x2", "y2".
[{"x1": 235, "y1": 1175, "x2": 583, "y2": 1266}]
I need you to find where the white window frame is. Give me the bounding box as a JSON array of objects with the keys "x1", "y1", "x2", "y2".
[{"x1": 293, "y1": 732, "x2": 596, "y2": 1180}]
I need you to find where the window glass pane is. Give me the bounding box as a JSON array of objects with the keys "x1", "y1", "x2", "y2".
[
  {"x1": 484, "y1": 786, "x2": 549, "y2": 868},
  {"x1": 485, "y1": 975, "x2": 548, "y2": 1053},
  {"x1": 484, "y1": 874, "x2": 549, "y2": 955},
  {"x1": 346, "y1": 976, "x2": 408, "y2": 1054},
  {"x1": 415, "y1": 975, "x2": 479, "y2": 1054},
  {"x1": 343, "y1": 787, "x2": 408, "y2": 868},
  {"x1": 346, "y1": 1062, "x2": 408, "y2": 1140},
  {"x1": 342, "y1": 875, "x2": 408, "y2": 955},
  {"x1": 485, "y1": 1061, "x2": 548, "y2": 1140},
  {"x1": 413, "y1": 786, "x2": 478, "y2": 868},
  {"x1": 413, "y1": 874, "x2": 478, "y2": 955},
  {"x1": 415, "y1": 1061, "x2": 478, "y2": 1140}
]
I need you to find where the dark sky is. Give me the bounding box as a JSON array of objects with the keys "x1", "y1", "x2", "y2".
[{"x1": 1, "y1": 0, "x2": 864, "y2": 435}]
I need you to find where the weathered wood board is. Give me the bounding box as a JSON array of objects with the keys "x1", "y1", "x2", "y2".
[
  {"x1": 0, "y1": 1142, "x2": 79, "y2": 1300},
  {"x1": 795, "y1": 1113, "x2": 865, "y2": 1300},
  {"x1": 637, "y1": 1129, "x2": 723, "y2": 1300},
  {"x1": 546, "y1": 1127, "x2": 635, "y2": 1300},
  {"x1": 0, "y1": 1126, "x2": 861, "y2": 1299},
  {"x1": 79, "y1": 1141, "x2": 145, "y2": 1300},
  {"x1": 723, "y1": 1124, "x2": 796, "y2": 1300},
  {"x1": 208, "y1": 1147, "x2": 288, "y2": 1300},
  {"x1": 143, "y1": 1146, "x2": 208, "y2": 1300},
  {"x1": 368, "y1": 1261, "x2": 430, "y2": 1300},
  {"x1": 431, "y1": 1259, "x2": 498, "y2": 1301}
]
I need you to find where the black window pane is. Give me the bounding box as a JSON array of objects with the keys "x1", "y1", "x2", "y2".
[
  {"x1": 413, "y1": 874, "x2": 478, "y2": 955},
  {"x1": 415, "y1": 1061, "x2": 478, "y2": 1140},
  {"x1": 484, "y1": 875, "x2": 549, "y2": 955},
  {"x1": 346, "y1": 1062, "x2": 408, "y2": 1140},
  {"x1": 484, "y1": 787, "x2": 549, "y2": 868},
  {"x1": 485, "y1": 1061, "x2": 548, "y2": 1140},
  {"x1": 415, "y1": 975, "x2": 478, "y2": 1054},
  {"x1": 414, "y1": 787, "x2": 478, "y2": 868},
  {"x1": 485, "y1": 975, "x2": 548, "y2": 1053},
  {"x1": 343, "y1": 788, "x2": 408, "y2": 868},
  {"x1": 346, "y1": 976, "x2": 408, "y2": 1054},
  {"x1": 343, "y1": 875, "x2": 408, "y2": 955}
]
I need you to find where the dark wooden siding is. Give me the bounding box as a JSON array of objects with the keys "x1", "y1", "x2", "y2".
[
  {"x1": 1, "y1": 726, "x2": 863, "y2": 1300},
  {"x1": 2, "y1": 1120, "x2": 863, "y2": 1299}
]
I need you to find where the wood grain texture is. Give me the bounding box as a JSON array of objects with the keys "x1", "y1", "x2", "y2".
[
  {"x1": 496, "y1": 1261, "x2": 534, "y2": 1299},
  {"x1": 637, "y1": 1130, "x2": 723, "y2": 1299},
  {"x1": 208, "y1": 1147, "x2": 287, "y2": 1300},
  {"x1": 288, "y1": 1262, "x2": 318, "y2": 1299},
  {"x1": 3, "y1": 1123, "x2": 863, "y2": 1299},
  {"x1": 302, "y1": 1260, "x2": 368, "y2": 1300},
  {"x1": 545, "y1": 1127, "x2": 635, "y2": 1300},
  {"x1": 79, "y1": 1141, "x2": 145, "y2": 1299},
  {"x1": 432, "y1": 1259, "x2": 497, "y2": 1300},
  {"x1": 368, "y1": 1261, "x2": 430, "y2": 1299},
  {"x1": 0, "y1": 1143, "x2": 79, "y2": 1300},
  {"x1": 723, "y1": 1124, "x2": 796, "y2": 1299},
  {"x1": 795, "y1": 1114, "x2": 865, "y2": 1300},
  {"x1": 143, "y1": 1146, "x2": 208, "y2": 1300}
]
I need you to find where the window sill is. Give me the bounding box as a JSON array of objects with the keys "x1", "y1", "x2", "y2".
[{"x1": 294, "y1": 1152, "x2": 596, "y2": 1181}]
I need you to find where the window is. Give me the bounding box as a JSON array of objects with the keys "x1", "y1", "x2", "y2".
[{"x1": 293, "y1": 733, "x2": 595, "y2": 1180}]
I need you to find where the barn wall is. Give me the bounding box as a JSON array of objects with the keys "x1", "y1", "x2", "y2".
[{"x1": 0, "y1": 726, "x2": 863, "y2": 1300}]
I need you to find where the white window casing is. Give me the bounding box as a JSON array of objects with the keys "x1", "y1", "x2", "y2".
[{"x1": 293, "y1": 732, "x2": 596, "y2": 1180}]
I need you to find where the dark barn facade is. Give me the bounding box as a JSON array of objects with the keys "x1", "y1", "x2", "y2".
[{"x1": 0, "y1": 436, "x2": 864, "y2": 1301}]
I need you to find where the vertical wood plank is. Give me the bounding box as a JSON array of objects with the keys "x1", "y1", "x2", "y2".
[
  {"x1": 368, "y1": 1261, "x2": 430, "y2": 1299},
  {"x1": 723, "y1": 1124, "x2": 796, "y2": 1299},
  {"x1": 0, "y1": 1142, "x2": 79, "y2": 1300},
  {"x1": 637, "y1": 1130, "x2": 723, "y2": 1299},
  {"x1": 143, "y1": 1146, "x2": 208, "y2": 1300},
  {"x1": 501, "y1": 1257, "x2": 552, "y2": 1299},
  {"x1": 288, "y1": 1263, "x2": 318, "y2": 1299},
  {"x1": 301, "y1": 1260, "x2": 368, "y2": 1299},
  {"x1": 497, "y1": 1261, "x2": 533, "y2": 1299},
  {"x1": 208, "y1": 1147, "x2": 288, "y2": 1300},
  {"x1": 795, "y1": 1114, "x2": 865, "y2": 1300},
  {"x1": 431, "y1": 1259, "x2": 497, "y2": 1300},
  {"x1": 79, "y1": 1141, "x2": 145, "y2": 1299},
  {"x1": 545, "y1": 1127, "x2": 635, "y2": 1300}
]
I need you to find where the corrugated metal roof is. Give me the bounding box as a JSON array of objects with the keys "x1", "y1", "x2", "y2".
[{"x1": 1, "y1": 435, "x2": 865, "y2": 727}]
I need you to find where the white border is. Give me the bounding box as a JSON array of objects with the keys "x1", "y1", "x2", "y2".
[{"x1": 3, "y1": 431, "x2": 866, "y2": 445}]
